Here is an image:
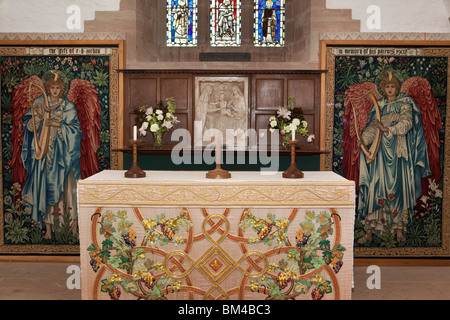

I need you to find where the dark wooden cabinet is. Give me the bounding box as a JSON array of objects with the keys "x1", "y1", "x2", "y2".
[
  {"x1": 252, "y1": 73, "x2": 321, "y2": 152},
  {"x1": 121, "y1": 69, "x2": 324, "y2": 155}
]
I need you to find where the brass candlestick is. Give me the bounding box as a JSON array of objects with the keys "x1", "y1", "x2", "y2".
[
  {"x1": 282, "y1": 139, "x2": 304, "y2": 179},
  {"x1": 125, "y1": 139, "x2": 146, "y2": 178}
]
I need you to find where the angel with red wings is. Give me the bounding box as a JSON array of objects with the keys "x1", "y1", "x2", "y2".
[
  {"x1": 10, "y1": 70, "x2": 101, "y2": 240},
  {"x1": 342, "y1": 70, "x2": 442, "y2": 244}
]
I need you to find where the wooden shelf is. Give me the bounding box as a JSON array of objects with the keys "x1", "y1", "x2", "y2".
[
  {"x1": 117, "y1": 69, "x2": 328, "y2": 75},
  {"x1": 113, "y1": 146, "x2": 328, "y2": 156}
]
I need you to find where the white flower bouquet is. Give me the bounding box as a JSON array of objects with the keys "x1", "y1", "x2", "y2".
[
  {"x1": 136, "y1": 97, "x2": 179, "y2": 148},
  {"x1": 268, "y1": 97, "x2": 315, "y2": 149}
]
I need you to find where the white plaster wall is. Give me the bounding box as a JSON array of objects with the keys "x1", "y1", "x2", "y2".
[
  {"x1": 0, "y1": 0, "x2": 121, "y2": 33},
  {"x1": 326, "y1": 0, "x2": 450, "y2": 33}
]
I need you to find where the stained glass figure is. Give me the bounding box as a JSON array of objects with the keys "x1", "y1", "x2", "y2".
[
  {"x1": 253, "y1": 0, "x2": 285, "y2": 47},
  {"x1": 210, "y1": 0, "x2": 241, "y2": 47},
  {"x1": 167, "y1": 0, "x2": 198, "y2": 46}
]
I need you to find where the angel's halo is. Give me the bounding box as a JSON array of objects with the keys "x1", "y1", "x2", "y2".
[
  {"x1": 41, "y1": 69, "x2": 70, "y2": 95},
  {"x1": 374, "y1": 68, "x2": 404, "y2": 94}
]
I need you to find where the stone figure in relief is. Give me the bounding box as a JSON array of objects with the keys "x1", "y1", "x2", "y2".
[
  {"x1": 228, "y1": 85, "x2": 246, "y2": 128},
  {"x1": 210, "y1": 92, "x2": 232, "y2": 117},
  {"x1": 195, "y1": 81, "x2": 247, "y2": 147}
]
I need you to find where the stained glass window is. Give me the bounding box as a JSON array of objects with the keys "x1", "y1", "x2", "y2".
[
  {"x1": 253, "y1": 0, "x2": 285, "y2": 47},
  {"x1": 166, "y1": 0, "x2": 198, "y2": 47},
  {"x1": 210, "y1": 0, "x2": 241, "y2": 47}
]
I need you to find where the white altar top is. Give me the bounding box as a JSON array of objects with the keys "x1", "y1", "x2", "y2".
[
  {"x1": 81, "y1": 170, "x2": 350, "y2": 183},
  {"x1": 78, "y1": 170, "x2": 355, "y2": 207}
]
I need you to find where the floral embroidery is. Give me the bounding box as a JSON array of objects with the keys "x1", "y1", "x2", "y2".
[
  {"x1": 142, "y1": 210, "x2": 192, "y2": 247},
  {"x1": 88, "y1": 208, "x2": 345, "y2": 300},
  {"x1": 87, "y1": 209, "x2": 192, "y2": 300},
  {"x1": 243, "y1": 210, "x2": 346, "y2": 300},
  {"x1": 239, "y1": 210, "x2": 290, "y2": 247}
]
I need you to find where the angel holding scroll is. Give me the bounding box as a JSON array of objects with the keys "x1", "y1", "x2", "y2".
[
  {"x1": 343, "y1": 70, "x2": 442, "y2": 244},
  {"x1": 10, "y1": 70, "x2": 101, "y2": 240}
]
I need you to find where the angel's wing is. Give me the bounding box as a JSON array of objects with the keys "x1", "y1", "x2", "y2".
[
  {"x1": 401, "y1": 76, "x2": 442, "y2": 183},
  {"x1": 9, "y1": 75, "x2": 44, "y2": 188},
  {"x1": 342, "y1": 82, "x2": 383, "y2": 190},
  {"x1": 67, "y1": 79, "x2": 101, "y2": 179}
]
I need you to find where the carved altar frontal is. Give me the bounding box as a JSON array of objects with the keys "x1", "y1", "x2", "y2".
[{"x1": 78, "y1": 170, "x2": 355, "y2": 300}]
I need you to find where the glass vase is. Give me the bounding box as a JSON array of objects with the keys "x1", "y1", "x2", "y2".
[
  {"x1": 281, "y1": 134, "x2": 291, "y2": 150},
  {"x1": 153, "y1": 131, "x2": 163, "y2": 148}
]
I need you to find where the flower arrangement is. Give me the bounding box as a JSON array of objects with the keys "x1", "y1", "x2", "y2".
[
  {"x1": 268, "y1": 97, "x2": 315, "y2": 149},
  {"x1": 136, "y1": 97, "x2": 179, "y2": 148}
]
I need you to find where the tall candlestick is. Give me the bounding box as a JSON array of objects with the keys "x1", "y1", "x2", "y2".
[
  {"x1": 216, "y1": 133, "x2": 221, "y2": 165},
  {"x1": 282, "y1": 139, "x2": 303, "y2": 179},
  {"x1": 206, "y1": 130, "x2": 230, "y2": 179},
  {"x1": 133, "y1": 125, "x2": 137, "y2": 141},
  {"x1": 125, "y1": 139, "x2": 146, "y2": 178}
]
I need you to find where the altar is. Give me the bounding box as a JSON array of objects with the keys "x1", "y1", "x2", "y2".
[{"x1": 78, "y1": 170, "x2": 355, "y2": 300}]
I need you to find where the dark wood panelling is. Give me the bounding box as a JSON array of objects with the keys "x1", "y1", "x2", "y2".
[
  {"x1": 287, "y1": 78, "x2": 316, "y2": 111},
  {"x1": 124, "y1": 74, "x2": 192, "y2": 145},
  {"x1": 128, "y1": 78, "x2": 157, "y2": 112},
  {"x1": 251, "y1": 74, "x2": 321, "y2": 152},
  {"x1": 254, "y1": 78, "x2": 284, "y2": 110},
  {"x1": 123, "y1": 70, "x2": 323, "y2": 153},
  {"x1": 160, "y1": 77, "x2": 190, "y2": 111},
  {"x1": 125, "y1": 77, "x2": 158, "y2": 142}
]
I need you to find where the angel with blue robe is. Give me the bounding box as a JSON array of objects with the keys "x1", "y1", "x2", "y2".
[
  {"x1": 342, "y1": 71, "x2": 442, "y2": 244},
  {"x1": 10, "y1": 70, "x2": 101, "y2": 240}
]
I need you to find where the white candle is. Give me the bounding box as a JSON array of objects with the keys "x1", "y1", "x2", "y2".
[
  {"x1": 292, "y1": 126, "x2": 296, "y2": 140},
  {"x1": 133, "y1": 125, "x2": 137, "y2": 141}
]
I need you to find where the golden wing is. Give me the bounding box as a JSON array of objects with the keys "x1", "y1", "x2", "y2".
[{"x1": 349, "y1": 91, "x2": 382, "y2": 164}]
